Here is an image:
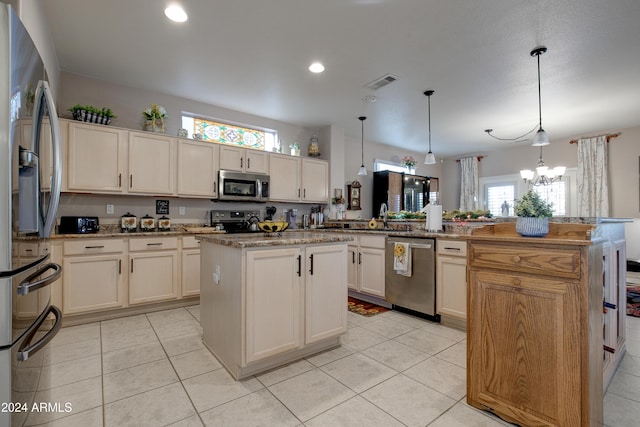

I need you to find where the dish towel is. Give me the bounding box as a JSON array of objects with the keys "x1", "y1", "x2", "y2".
[{"x1": 393, "y1": 242, "x2": 412, "y2": 277}]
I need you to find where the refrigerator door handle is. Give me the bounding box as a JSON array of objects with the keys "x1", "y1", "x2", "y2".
[
  {"x1": 16, "y1": 305, "x2": 62, "y2": 362},
  {"x1": 16, "y1": 262, "x2": 61, "y2": 296},
  {"x1": 32, "y1": 80, "x2": 62, "y2": 238}
]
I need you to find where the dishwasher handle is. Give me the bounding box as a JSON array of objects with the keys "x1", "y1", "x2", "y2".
[{"x1": 388, "y1": 241, "x2": 432, "y2": 250}]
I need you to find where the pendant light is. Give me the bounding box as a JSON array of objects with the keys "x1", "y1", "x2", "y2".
[
  {"x1": 530, "y1": 46, "x2": 549, "y2": 146},
  {"x1": 423, "y1": 90, "x2": 436, "y2": 164},
  {"x1": 358, "y1": 116, "x2": 367, "y2": 176}
]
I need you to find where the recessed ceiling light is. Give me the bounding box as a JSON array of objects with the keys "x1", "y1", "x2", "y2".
[
  {"x1": 165, "y1": 4, "x2": 188, "y2": 22},
  {"x1": 309, "y1": 62, "x2": 325, "y2": 73}
]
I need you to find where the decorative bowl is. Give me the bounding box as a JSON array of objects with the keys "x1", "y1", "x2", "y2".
[{"x1": 258, "y1": 221, "x2": 289, "y2": 233}]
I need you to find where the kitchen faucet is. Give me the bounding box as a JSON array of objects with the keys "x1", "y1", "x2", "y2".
[{"x1": 380, "y1": 203, "x2": 388, "y2": 229}]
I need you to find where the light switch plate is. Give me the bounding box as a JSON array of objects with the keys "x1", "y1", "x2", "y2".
[{"x1": 179, "y1": 206, "x2": 186, "y2": 215}]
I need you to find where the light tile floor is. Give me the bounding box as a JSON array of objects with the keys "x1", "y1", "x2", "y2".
[{"x1": 20, "y1": 305, "x2": 640, "y2": 426}]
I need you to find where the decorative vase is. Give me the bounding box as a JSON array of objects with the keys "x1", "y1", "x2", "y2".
[
  {"x1": 407, "y1": 166, "x2": 415, "y2": 175},
  {"x1": 145, "y1": 118, "x2": 165, "y2": 133},
  {"x1": 516, "y1": 217, "x2": 549, "y2": 237}
]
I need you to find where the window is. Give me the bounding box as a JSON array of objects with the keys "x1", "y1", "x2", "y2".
[
  {"x1": 374, "y1": 159, "x2": 412, "y2": 174},
  {"x1": 480, "y1": 170, "x2": 576, "y2": 217},
  {"x1": 181, "y1": 115, "x2": 277, "y2": 151}
]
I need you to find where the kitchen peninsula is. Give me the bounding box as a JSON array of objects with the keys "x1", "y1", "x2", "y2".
[{"x1": 198, "y1": 232, "x2": 353, "y2": 380}]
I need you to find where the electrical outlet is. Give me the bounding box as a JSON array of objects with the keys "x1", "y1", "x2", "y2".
[
  {"x1": 106, "y1": 204, "x2": 115, "y2": 214},
  {"x1": 179, "y1": 206, "x2": 186, "y2": 215}
]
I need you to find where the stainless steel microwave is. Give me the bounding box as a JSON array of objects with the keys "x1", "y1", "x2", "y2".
[{"x1": 218, "y1": 170, "x2": 270, "y2": 202}]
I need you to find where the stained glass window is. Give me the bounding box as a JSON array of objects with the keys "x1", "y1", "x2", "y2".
[{"x1": 181, "y1": 116, "x2": 276, "y2": 151}]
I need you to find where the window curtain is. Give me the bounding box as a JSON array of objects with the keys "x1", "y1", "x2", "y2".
[
  {"x1": 459, "y1": 156, "x2": 479, "y2": 211},
  {"x1": 577, "y1": 135, "x2": 609, "y2": 217}
]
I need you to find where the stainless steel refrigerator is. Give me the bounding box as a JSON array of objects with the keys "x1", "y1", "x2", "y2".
[{"x1": 1, "y1": 4, "x2": 63, "y2": 426}]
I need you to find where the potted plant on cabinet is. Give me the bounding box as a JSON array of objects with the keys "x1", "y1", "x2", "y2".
[
  {"x1": 68, "y1": 104, "x2": 116, "y2": 125},
  {"x1": 142, "y1": 104, "x2": 167, "y2": 133},
  {"x1": 514, "y1": 189, "x2": 553, "y2": 237}
]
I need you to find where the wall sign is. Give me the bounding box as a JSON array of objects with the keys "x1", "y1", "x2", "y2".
[{"x1": 156, "y1": 200, "x2": 169, "y2": 215}]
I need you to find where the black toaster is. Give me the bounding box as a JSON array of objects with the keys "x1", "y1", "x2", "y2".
[{"x1": 58, "y1": 216, "x2": 100, "y2": 234}]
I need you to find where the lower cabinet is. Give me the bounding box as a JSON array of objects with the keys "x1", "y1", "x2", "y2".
[
  {"x1": 181, "y1": 235, "x2": 201, "y2": 297},
  {"x1": 435, "y1": 239, "x2": 467, "y2": 326},
  {"x1": 245, "y1": 244, "x2": 347, "y2": 363},
  {"x1": 347, "y1": 235, "x2": 385, "y2": 298},
  {"x1": 62, "y1": 239, "x2": 126, "y2": 314},
  {"x1": 129, "y1": 237, "x2": 178, "y2": 305},
  {"x1": 201, "y1": 240, "x2": 348, "y2": 379}
]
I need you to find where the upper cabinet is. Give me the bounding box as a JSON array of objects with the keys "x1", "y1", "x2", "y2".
[
  {"x1": 177, "y1": 139, "x2": 219, "y2": 198},
  {"x1": 219, "y1": 145, "x2": 268, "y2": 174},
  {"x1": 270, "y1": 154, "x2": 329, "y2": 203},
  {"x1": 65, "y1": 121, "x2": 128, "y2": 193},
  {"x1": 128, "y1": 131, "x2": 176, "y2": 195}
]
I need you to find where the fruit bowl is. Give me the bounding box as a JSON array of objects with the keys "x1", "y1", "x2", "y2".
[{"x1": 257, "y1": 221, "x2": 289, "y2": 233}]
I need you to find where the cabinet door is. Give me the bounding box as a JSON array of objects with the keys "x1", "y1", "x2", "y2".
[
  {"x1": 181, "y1": 248, "x2": 201, "y2": 297},
  {"x1": 66, "y1": 122, "x2": 127, "y2": 192},
  {"x1": 128, "y1": 132, "x2": 176, "y2": 195},
  {"x1": 358, "y1": 247, "x2": 386, "y2": 297},
  {"x1": 177, "y1": 139, "x2": 219, "y2": 197},
  {"x1": 269, "y1": 154, "x2": 301, "y2": 201},
  {"x1": 305, "y1": 245, "x2": 347, "y2": 344},
  {"x1": 63, "y1": 254, "x2": 125, "y2": 314},
  {"x1": 436, "y1": 255, "x2": 467, "y2": 319},
  {"x1": 467, "y1": 269, "x2": 582, "y2": 426},
  {"x1": 347, "y1": 244, "x2": 358, "y2": 291},
  {"x1": 219, "y1": 145, "x2": 244, "y2": 172},
  {"x1": 301, "y1": 158, "x2": 329, "y2": 202},
  {"x1": 245, "y1": 150, "x2": 269, "y2": 174},
  {"x1": 129, "y1": 251, "x2": 178, "y2": 304},
  {"x1": 245, "y1": 247, "x2": 303, "y2": 363}
]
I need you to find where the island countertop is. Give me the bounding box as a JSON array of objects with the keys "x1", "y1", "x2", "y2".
[{"x1": 197, "y1": 231, "x2": 354, "y2": 248}]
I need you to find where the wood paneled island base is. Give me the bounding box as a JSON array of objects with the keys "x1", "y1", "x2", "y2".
[{"x1": 466, "y1": 223, "x2": 604, "y2": 427}]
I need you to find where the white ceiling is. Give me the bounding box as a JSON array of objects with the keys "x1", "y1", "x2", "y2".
[{"x1": 43, "y1": 0, "x2": 640, "y2": 158}]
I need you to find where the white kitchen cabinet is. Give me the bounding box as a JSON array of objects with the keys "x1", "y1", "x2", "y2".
[
  {"x1": 435, "y1": 239, "x2": 467, "y2": 328},
  {"x1": 181, "y1": 235, "x2": 201, "y2": 297},
  {"x1": 245, "y1": 247, "x2": 303, "y2": 363},
  {"x1": 13, "y1": 242, "x2": 51, "y2": 319},
  {"x1": 177, "y1": 139, "x2": 219, "y2": 197},
  {"x1": 269, "y1": 154, "x2": 301, "y2": 201},
  {"x1": 200, "y1": 239, "x2": 348, "y2": 379},
  {"x1": 128, "y1": 131, "x2": 176, "y2": 195},
  {"x1": 65, "y1": 121, "x2": 128, "y2": 193},
  {"x1": 269, "y1": 154, "x2": 329, "y2": 203},
  {"x1": 128, "y1": 237, "x2": 178, "y2": 305},
  {"x1": 61, "y1": 238, "x2": 126, "y2": 315},
  {"x1": 301, "y1": 158, "x2": 329, "y2": 202},
  {"x1": 219, "y1": 145, "x2": 268, "y2": 174},
  {"x1": 348, "y1": 235, "x2": 386, "y2": 298},
  {"x1": 305, "y1": 244, "x2": 347, "y2": 344}
]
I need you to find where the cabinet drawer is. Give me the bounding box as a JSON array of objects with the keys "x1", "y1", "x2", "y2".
[
  {"x1": 358, "y1": 235, "x2": 386, "y2": 249},
  {"x1": 64, "y1": 238, "x2": 125, "y2": 255},
  {"x1": 129, "y1": 236, "x2": 178, "y2": 251},
  {"x1": 19, "y1": 242, "x2": 40, "y2": 257},
  {"x1": 437, "y1": 239, "x2": 467, "y2": 257},
  {"x1": 182, "y1": 235, "x2": 200, "y2": 249},
  {"x1": 469, "y1": 242, "x2": 580, "y2": 278}
]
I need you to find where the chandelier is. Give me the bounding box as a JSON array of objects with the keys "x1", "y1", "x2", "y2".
[{"x1": 520, "y1": 146, "x2": 565, "y2": 186}]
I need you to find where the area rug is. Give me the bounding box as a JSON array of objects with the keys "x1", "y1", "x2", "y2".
[
  {"x1": 628, "y1": 285, "x2": 640, "y2": 317},
  {"x1": 347, "y1": 296, "x2": 389, "y2": 317}
]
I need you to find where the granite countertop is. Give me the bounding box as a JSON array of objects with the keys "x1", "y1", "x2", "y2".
[
  {"x1": 197, "y1": 231, "x2": 355, "y2": 248},
  {"x1": 42, "y1": 224, "x2": 226, "y2": 240}
]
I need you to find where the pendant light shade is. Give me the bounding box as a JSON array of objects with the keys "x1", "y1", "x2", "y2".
[
  {"x1": 423, "y1": 90, "x2": 436, "y2": 165},
  {"x1": 530, "y1": 46, "x2": 550, "y2": 147},
  {"x1": 358, "y1": 116, "x2": 367, "y2": 176}
]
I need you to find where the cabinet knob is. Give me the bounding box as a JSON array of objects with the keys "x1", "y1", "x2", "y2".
[
  {"x1": 513, "y1": 255, "x2": 521, "y2": 263},
  {"x1": 513, "y1": 278, "x2": 521, "y2": 286}
]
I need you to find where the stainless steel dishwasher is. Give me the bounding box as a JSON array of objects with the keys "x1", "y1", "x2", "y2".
[{"x1": 385, "y1": 237, "x2": 438, "y2": 320}]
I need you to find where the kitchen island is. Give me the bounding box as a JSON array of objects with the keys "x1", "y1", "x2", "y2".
[
  {"x1": 466, "y1": 222, "x2": 613, "y2": 427},
  {"x1": 198, "y1": 232, "x2": 353, "y2": 379}
]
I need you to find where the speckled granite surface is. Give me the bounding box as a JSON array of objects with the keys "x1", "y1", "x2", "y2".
[{"x1": 197, "y1": 231, "x2": 355, "y2": 248}]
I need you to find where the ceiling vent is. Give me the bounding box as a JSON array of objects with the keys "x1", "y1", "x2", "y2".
[{"x1": 365, "y1": 74, "x2": 398, "y2": 90}]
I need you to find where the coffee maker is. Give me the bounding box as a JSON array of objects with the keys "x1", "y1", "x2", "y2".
[{"x1": 285, "y1": 208, "x2": 298, "y2": 229}]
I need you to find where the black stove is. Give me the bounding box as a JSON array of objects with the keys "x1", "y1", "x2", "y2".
[{"x1": 209, "y1": 209, "x2": 261, "y2": 233}]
